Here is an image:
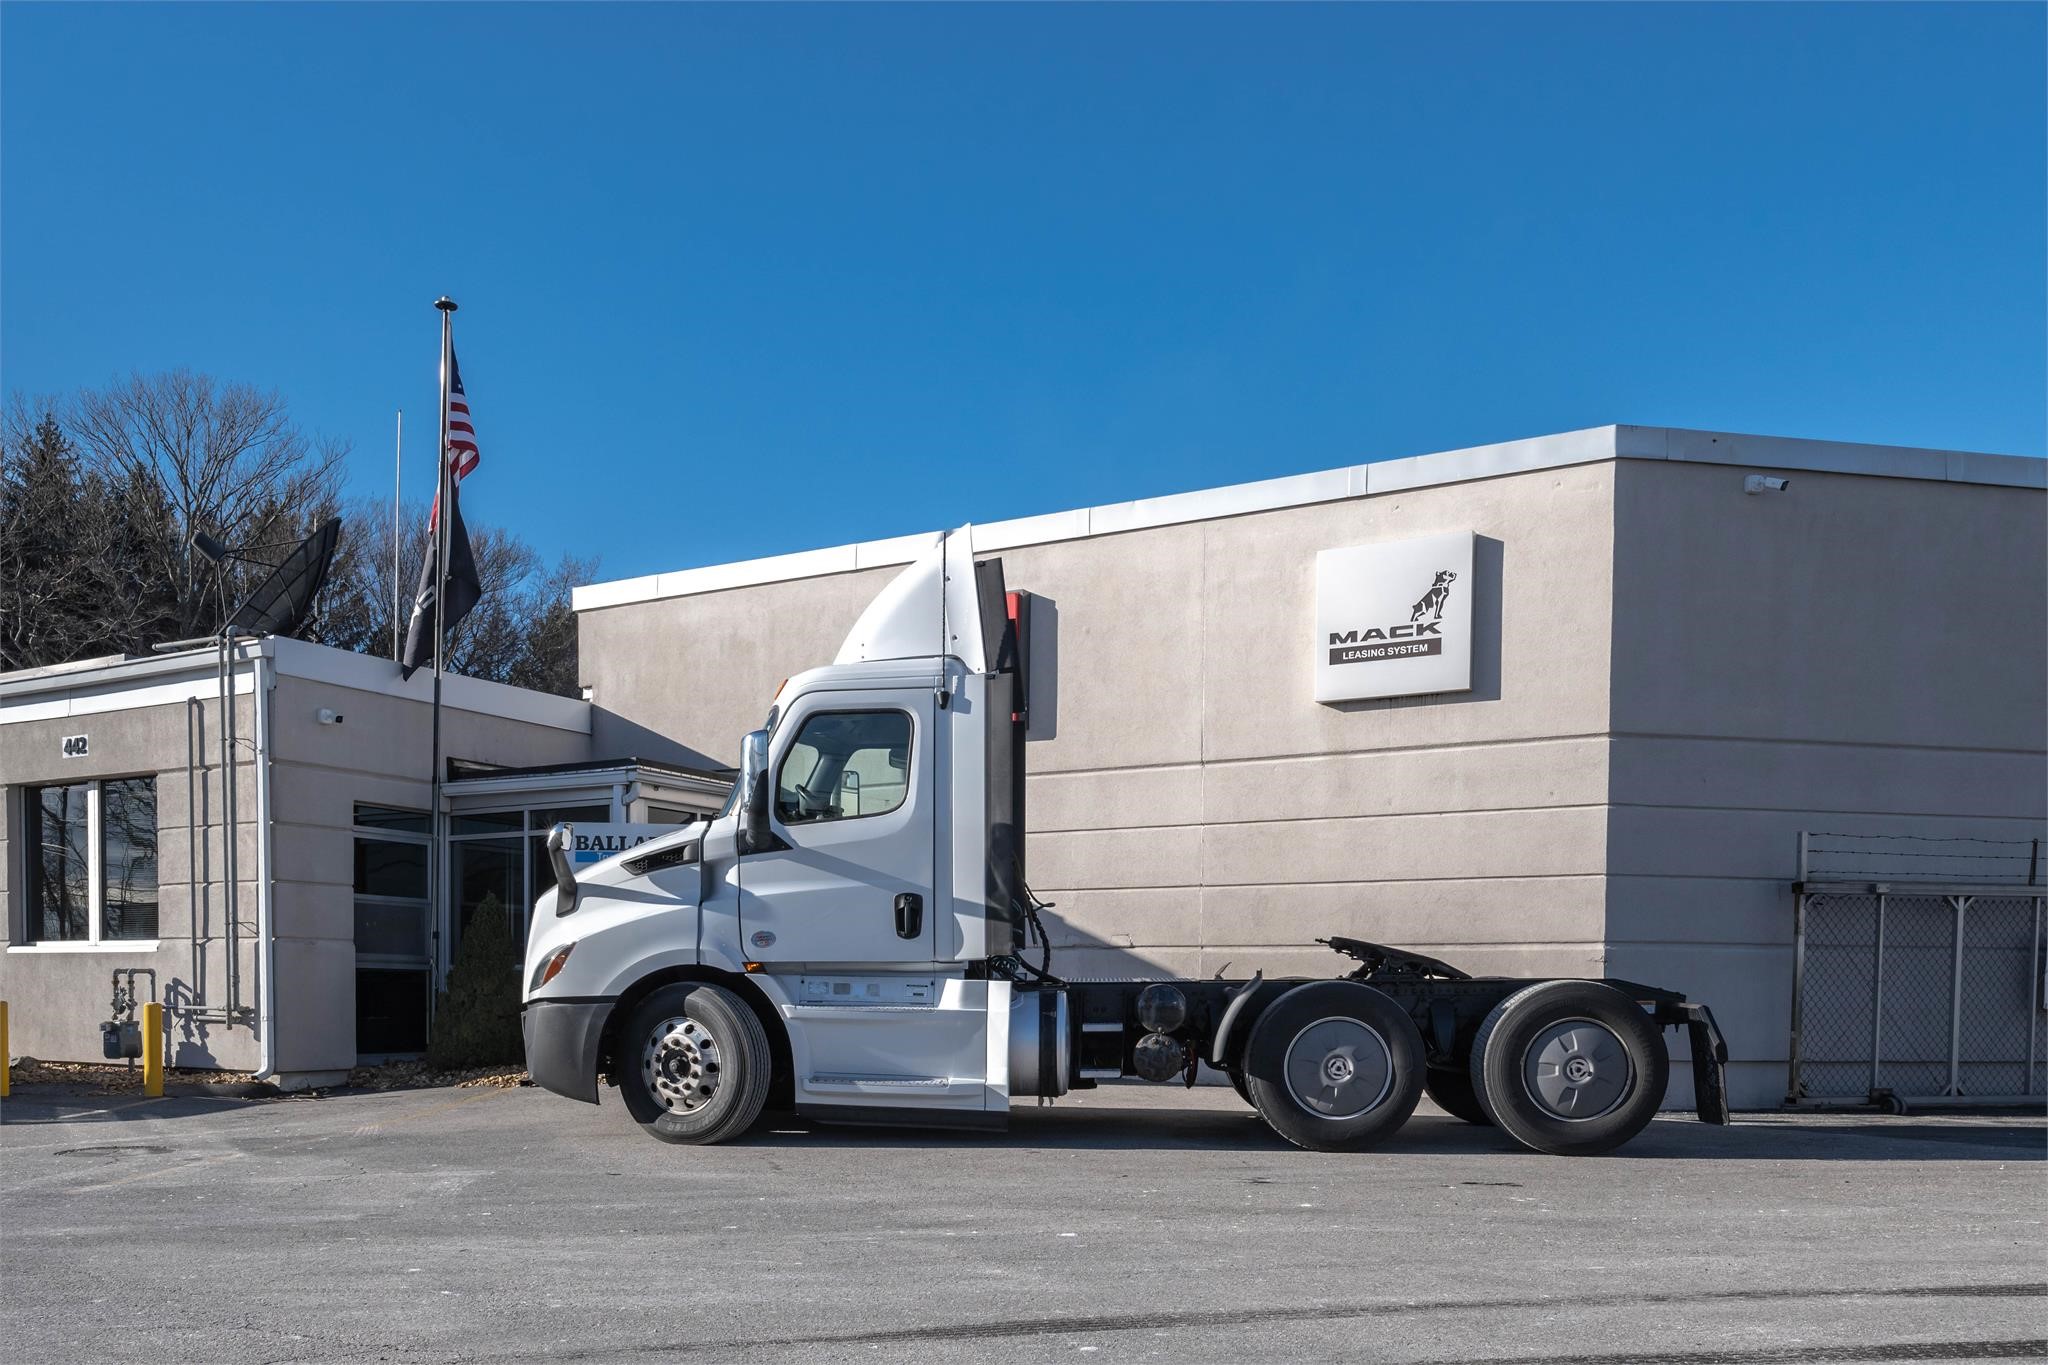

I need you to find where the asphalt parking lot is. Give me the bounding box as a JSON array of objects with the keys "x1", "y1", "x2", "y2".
[{"x1": 2, "y1": 1082, "x2": 2043, "y2": 1365}]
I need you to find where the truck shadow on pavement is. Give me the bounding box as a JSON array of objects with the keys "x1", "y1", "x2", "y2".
[{"x1": 730, "y1": 1105, "x2": 2047, "y2": 1162}]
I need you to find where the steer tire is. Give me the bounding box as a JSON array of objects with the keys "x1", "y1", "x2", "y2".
[
  {"x1": 1471, "y1": 980, "x2": 1668, "y2": 1157},
  {"x1": 1423, "y1": 1066, "x2": 1493, "y2": 1126},
  {"x1": 618, "y1": 983, "x2": 773, "y2": 1146},
  {"x1": 1243, "y1": 981, "x2": 1425, "y2": 1153}
]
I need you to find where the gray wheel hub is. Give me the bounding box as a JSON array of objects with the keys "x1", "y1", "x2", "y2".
[
  {"x1": 1523, "y1": 1018, "x2": 1632, "y2": 1120},
  {"x1": 643, "y1": 1015, "x2": 721, "y2": 1114},
  {"x1": 1283, "y1": 1016, "x2": 1393, "y2": 1120}
]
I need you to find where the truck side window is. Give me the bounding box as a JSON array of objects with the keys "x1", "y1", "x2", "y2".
[{"x1": 775, "y1": 710, "x2": 912, "y2": 825}]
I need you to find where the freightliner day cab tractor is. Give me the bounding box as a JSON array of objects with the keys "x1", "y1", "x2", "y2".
[{"x1": 522, "y1": 531, "x2": 1730, "y2": 1155}]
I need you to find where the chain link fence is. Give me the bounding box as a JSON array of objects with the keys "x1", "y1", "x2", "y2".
[{"x1": 1790, "y1": 833, "x2": 2045, "y2": 1107}]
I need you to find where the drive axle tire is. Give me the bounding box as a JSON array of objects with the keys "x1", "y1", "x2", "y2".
[
  {"x1": 1423, "y1": 1066, "x2": 1493, "y2": 1126},
  {"x1": 1243, "y1": 981, "x2": 1425, "y2": 1152},
  {"x1": 618, "y1": 984, "x2": 772, "y2": 1145},
  {"x1": 1471, "y1": 980, "x2": 1668, "y2": 1157},
  {"x1": 1227, "y1": 1066, "x2": 1253, "y2": 1106}
]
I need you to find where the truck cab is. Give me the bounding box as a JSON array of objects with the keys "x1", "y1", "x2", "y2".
[{"x1": 523, "y1": 529, "x2": 1729, "y2": 1155}]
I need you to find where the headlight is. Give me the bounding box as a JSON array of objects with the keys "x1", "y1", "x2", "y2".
[{"x1": 530, "y1": 943, "x2": 575, "y2": 992}]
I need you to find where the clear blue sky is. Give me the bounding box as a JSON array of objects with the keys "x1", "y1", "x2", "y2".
[{"x1": 4, "y1": 3, "x2": 2042, "y2": 584}]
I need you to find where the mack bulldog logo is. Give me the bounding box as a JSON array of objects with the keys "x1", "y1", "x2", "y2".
[
  {"x1": 1328, "y1": 568, "x2": 1456, "y2": 665},
  {"x1": 1410, "y1": 569, "x2": 1455, "y2": 623}
]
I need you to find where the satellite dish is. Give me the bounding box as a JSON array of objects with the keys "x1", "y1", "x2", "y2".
[{"x1": 227, "y1": 517, "x2": 342, "y2": 638}]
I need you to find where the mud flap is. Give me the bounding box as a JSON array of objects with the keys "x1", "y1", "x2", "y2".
[{"x1": 1679, "y1": 1003, "x2": 1731, "y2": 1125}]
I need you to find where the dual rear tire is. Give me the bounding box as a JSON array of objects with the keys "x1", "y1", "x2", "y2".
[
  {"x1": 1468, "y1": 979, "x2": 1668, "y2": 1156},
  {"x1": 1240, "y1": 978, "x2": 1668, "y2": 1156},
  {"x1": 1242, "y1": 981, "x2": 1426, "y2": 1152}
]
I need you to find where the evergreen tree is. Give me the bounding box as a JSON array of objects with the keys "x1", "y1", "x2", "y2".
[{"x1": 425, "y1": 892, "x2": 526, "y2": 1069}]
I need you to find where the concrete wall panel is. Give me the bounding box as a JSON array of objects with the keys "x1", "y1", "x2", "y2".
[
  {"x1": 272, "y1": 937, "x2": 357, "y2": 1075},
  {"x1": 1027, "y1": 766, "x2": 1205, "y2": 834},
  {"x1": 1029, "y1": 826, "x2": 1205, "y2": 891},
  {"x1": 271, "y1": 677, "x2": 588, "y2": 776},
  {"x1": 1039, "y1": 888, "x2": 1203, "y2": 952},
  {"x1": 1609, "y1": 464, "x2": 2047, "y2": 752},
  {"x1": 1610, "y1": 736, "x2": 2048, "y2": 821},
  {"x1": 275, "y1": 882, "x2": 354, "y2": 942},
  {"x1": 1607, "y1": 876, "x2": 1795, "y2": 948},
  {"x1": 1201, "y1": 738, "x2": 1608, "y2": 824},
  {"x1": 1204, "y1": 805, "x2": 1606, "y2": 886},
  {"x1": 1199, "y1": 878, "x2": 1608, "y2": 949},
  {"x1": 1607, "y1": 805, "x2": 2047, "y2": 884}
]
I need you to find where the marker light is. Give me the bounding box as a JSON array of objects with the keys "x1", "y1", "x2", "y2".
[{"x1": 532, "y1": 943, "x2": 575, "y2": 991}]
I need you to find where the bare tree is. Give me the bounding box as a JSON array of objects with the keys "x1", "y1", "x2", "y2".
[
  {"x1": 303, "y1": 496, "x2": 593, "y2": 697},
  {"x1": 6, "y1": 376, "x2": 589, "y2": 695},
  {"x1": 65, "y1": 370, "x2": 348, "y2": 640}
]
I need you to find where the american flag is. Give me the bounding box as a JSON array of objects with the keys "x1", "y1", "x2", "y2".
[{"x1": 430, "y1": 348, "x2": 481, "y2": 528}]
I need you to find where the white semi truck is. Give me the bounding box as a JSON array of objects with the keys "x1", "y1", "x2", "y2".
[{"x1": 521, "y1": 531, "x2": 1729, "y2": 1155}]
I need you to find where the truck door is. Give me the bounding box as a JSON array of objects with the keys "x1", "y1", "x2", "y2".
[
  {"x1": 738, "y1": 685, "x2": 1000, "y2": 1115},
  {"x1": 738, "y1": 688, "x2": 936, "y2": 967}
]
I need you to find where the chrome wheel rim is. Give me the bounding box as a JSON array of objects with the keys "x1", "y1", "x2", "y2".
[
  {"x1": 643, "y1": 1015, "x2": 721, "y2": 1114},
  {"x1": 1283, "y1": 1016, "x2": 1393, "y2": 1120},
  {"x1": 1523, "y1": 1018, "x2": 1632, "y2": 1121}
]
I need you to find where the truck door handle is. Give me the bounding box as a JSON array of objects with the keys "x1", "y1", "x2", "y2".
[{"x1": 894, "y1": 893, "x2": 923, "y2": 940}]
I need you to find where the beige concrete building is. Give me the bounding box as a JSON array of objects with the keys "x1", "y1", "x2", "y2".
[
  {"x1": 1, "y1": 638, "x2": 728, "y2": 1087},
  {"x1": 573, "y1": 426, "x2": 2048, "y2": 1110}
]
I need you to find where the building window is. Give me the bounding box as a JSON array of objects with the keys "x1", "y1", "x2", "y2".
[
  {"x1": 23, "y1": 778, "x2": 158, "y2": 944},
  {"x1": 352, "y1": 803, "x2": 431, "y2": 1056},
  {"x1": 101, "y1": 778, "x2": 159, "y2": 940},
  {"x1": 448, "y1": 801, "x2": 612, "y2": 953}
]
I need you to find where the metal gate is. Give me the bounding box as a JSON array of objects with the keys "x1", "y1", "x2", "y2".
[{"x1": 1790, "y1": 833, "x2": 2046, "y2": 1108}]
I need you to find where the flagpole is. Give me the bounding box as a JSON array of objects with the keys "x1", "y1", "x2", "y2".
[
  {"x1": 432, "y1": 296, "x2": 457, "y2": 995},
  {"x1": 390, "y1": 409, "x2": 403, "y2": 662}
]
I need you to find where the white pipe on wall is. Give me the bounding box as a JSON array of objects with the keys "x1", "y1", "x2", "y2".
[{"x1": 250, "y1": 643, "x2": 279, "y2": 1082}]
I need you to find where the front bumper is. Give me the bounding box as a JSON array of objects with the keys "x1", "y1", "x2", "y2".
[{"x1": 522, "y1": 998, "x2": 613, "y2": 1105}]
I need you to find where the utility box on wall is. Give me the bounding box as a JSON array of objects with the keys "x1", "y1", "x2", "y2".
[{"x1": 1313, "y1": 530, "x2": 1476, "y2": 703}]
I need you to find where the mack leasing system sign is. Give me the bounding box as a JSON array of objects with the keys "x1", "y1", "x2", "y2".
[{"x1": 1314, "y1": 530, "x2": 1476, "y2": 703}]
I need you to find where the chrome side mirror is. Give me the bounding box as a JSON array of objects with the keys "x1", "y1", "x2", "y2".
[
  {"x1": 547, "y1": 824, "x2": 579, "y2": 916},
  {"x1": 736, "y1": 729, "x2": 772, "y2": 854}
]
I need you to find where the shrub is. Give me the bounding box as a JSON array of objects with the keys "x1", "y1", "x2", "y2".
[{"x1": 425, "y1": 893, "x2": 525, "y2": 1069}]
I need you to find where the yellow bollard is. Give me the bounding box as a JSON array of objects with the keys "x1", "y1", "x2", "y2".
[
  {"x1": 1, "y1": 1000, "x2": 10, "y2": 1099},
  {"x1": 142, "y1": 1001, "x2": 164, "y2": 1098}
]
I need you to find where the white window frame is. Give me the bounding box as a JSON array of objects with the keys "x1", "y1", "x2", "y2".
[
  {"x1": 10, "y1": 777, "x2": 160, "y2": 953},
  {"x1": 351, "y1": 804, "x2": 434, "y2": 971}
]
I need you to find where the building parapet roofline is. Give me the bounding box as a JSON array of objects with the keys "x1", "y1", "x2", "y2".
[
  {"x1": 0, "y1": 633, "x2": 590, "y2": 734},
  {"x1": 572, "y1": 423, "x2": 2043, "y2": 613}
]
